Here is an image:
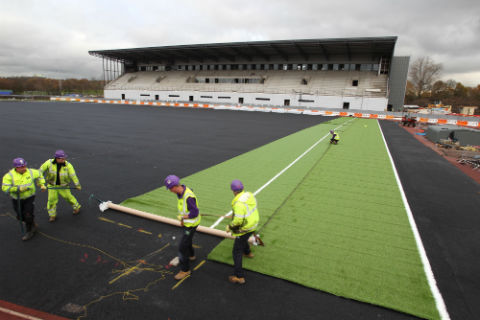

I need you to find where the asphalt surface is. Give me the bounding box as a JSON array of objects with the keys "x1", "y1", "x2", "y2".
[{"x1": 1, "y1": 101, "x2": 476, "y2": 319}]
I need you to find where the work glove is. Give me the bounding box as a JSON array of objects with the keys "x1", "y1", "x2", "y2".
[
  {"x1": 40, "y1": 185, "x2": 47, "y2": 191},
  {"x1": 177, "y1": 214, "x2": 183, "y2": 221},
  {"x1": 19, "y1": 186, "x2": 29, "y2": 192},
  {"x1": 225, "y1": 225, "x2": 231, "y2": 233},
  {"x1": 76, "y1": 185, "x2": 82, "y2": 191}
]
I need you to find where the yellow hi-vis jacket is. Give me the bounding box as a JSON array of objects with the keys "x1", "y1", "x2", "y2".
[
  {"x1": 230, "y1": 191, "x2": 259, "y2": 236},
  {"x1": 39, "y1": 159, "x2": 80, "y2": 187},
  {"x1": 2, "y1": 168, "x2": 46, "y2": 199},
  {"x1": 177, "y1": 187, "x2": 201, "y2": 228},
  {"x1": 332, "y1": 131, "x2": 340, "y2": 141}
]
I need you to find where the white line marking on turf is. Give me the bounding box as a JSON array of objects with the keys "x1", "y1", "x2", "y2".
[
  {"x1": 210, "y1": 118, "x2": 354, "y2": 229},
  {"x1": 377, "y1": 120, "x2": 450, "y2": 320}
]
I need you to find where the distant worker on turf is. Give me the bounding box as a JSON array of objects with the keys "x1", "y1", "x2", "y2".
[
  {"x1": 39, "y1": 150, "x2": 81, "y2": 222},
  {"x1": 226, "y1": 180, "x2": 259, "y2": 284},
  {"x1": 330, "y1": 130, "x2": 340, "y2": 144},
  {"x1": 164, "y1": 174, "x2": 201, "y2": 280},
  {"x1": 2, "y1": 158, "x2": 46, "y2": 241}
]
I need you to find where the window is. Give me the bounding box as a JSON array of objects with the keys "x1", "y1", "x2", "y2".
[
  {"x1": 168, "y1": 95, "x2": 180, "y2": 97},
  {"x1": 301, "y1": 79, "x2": 308, "y2": 85},
  {"x1": 218, "y1": 96, "x2": 231, "y2": 99},
  {"x1": 200, "y1": 95, "x2": 213, "y2": 98},
  {"x1": 299, "y1": 99, "x2": 314, "y2": 103},
  {"x1": 352, "y1": 80, "x2": 359, "y2": 86},
  {"x1": 343, "y1": 102, "x2": 350, "y2": 109},
  {"x1": 355, "y1": 64, "x2": 361, "y2": 71},
  {"x1": 255, "y1": 97, "x2": 270, "y2": 101}
]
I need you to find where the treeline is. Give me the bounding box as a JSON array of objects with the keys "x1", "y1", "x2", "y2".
[
  {"x1": 405, "y1": 80, "x2": 480, "y2": 113},
  {"x1": 0, "y1": 77, "x2": 104, "y2": 96},
  {"x1": 406, "y1": 57, "x2": 480, "y2": 113}
]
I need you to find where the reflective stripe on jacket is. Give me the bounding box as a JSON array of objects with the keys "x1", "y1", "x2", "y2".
[
  {"x1": 332, "y1": 131, "x2": 340, "y2": 141},
  {"x1": 2, "y1": 168, "x2": 45, "y2": 199},
  {"x1": 40, "y1": 159, "x2": 80, "y2": 186},
  {"x1": 230, "y1": 191, "x2": 259, "y2": 236},
  {"x1": 177, "y1": 187, "x2": 201, "y2": 227}
]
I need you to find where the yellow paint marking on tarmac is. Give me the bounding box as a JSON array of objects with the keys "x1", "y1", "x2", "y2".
[
  {"x1": 193, "y1": 260, "x2": 206, "y2": 271},
  {"x1": 137, "y1": 229, "x2": 152, "y2": 235},
  {"x1": 108, "y1": 261, "x2": 143, "y2": 285},
  {"x1": 157, "y1": 233, "x2": 162, "y2": 238},
  {"x1": 171, "y1": 274, "x2": 191, "y2": 290},
  {"x1": 117, "y1": 223, "x2": 133, "y2": 229},
  {"x1": 109, "y1": 243, "x2": 170, "y2": 285},
  {"x1": 193, "y1": 244, "x2": 201, "y2": 249},
  {"x1": 98, "y1": 216, "x2": 116, "y2": 224}
]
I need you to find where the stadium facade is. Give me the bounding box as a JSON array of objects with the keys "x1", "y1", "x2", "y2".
[{"x1": 89, "y1": 37, "x2": 409, "y2": 112}]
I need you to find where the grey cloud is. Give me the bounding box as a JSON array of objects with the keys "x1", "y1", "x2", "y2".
[{"x1": 1, "y1": 0, "x2": 479, "y2": 85}]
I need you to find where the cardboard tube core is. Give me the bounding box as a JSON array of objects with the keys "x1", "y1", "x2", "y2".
[{"x1": 106, "y1": 202, "x2": 235, "y2": 239}]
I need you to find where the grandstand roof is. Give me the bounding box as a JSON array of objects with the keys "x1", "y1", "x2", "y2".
[{"x1": 89, "y1": 36, "x2": 397, "y2": 64}]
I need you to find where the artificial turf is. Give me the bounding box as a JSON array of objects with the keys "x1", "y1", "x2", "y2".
[{"x1": 120, "y1": 117, "x2": 439, "y2": 319}]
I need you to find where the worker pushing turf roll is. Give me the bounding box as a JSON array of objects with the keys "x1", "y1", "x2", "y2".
[
  {"x1": 226, "y1": 180, "x2": 260, "y2": 284},
  {"x1": 329, "y1": 130, "x2": 340, "y2": 144},
  {"x1": 39, "y1": 150, "x2": 82, "y2": 222},
  {"x1": 164, "y1": 174, "x2": 201, "y2": 280},
  {"x1": 2, "y1": 158, "x2": 46, "y2": 241}
]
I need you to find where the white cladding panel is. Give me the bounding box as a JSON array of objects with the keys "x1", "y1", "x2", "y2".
[{"x1": 104, "y1": 89, "x2": 387, "y2": 111}]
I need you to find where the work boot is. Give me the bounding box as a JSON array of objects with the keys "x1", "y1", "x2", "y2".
[
  {"x1": 73, "y1": 208, "x2": 81, "y2": 215},
  {"x1": 189, "y1": 256, "x2": 196, "y2": 261},
  {"x1": 49, "y1": 216, "x2": 56, "y2": 222},
  {"x1": 228, "y1": 275, "x2": 246, "y2": 284},
  {"x1": 174, "y1": 270, "x2": 191, "y2": 280},
  {"x1": 22, "y1": 232, "x2": 35, "y2": 241},
  {"x1": 243, "y1": 252, "x2": 254, "y2": 258}
]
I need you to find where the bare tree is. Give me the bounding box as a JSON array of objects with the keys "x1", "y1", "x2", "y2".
[{"x1": 408, "y1": 57, "x2": 442, "y2": 98}]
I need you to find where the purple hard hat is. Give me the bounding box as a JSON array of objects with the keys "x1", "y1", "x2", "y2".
[
  {"x1": 230, "y1": 180, "x2": 244, "y2": 192},
  {"x1": 54, "y1": 150, "x2": 67, "y2": 159},
  {"x1": 13, "y1": 157, "x2": 27, "y2": 167},
  {"x1": 164, "y1": 175, "x2": 180, "y2": 189},
  {"x1": 329, "y1": 130, "x2": 334, "y2": 134}
]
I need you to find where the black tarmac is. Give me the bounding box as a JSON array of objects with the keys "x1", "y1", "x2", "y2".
[{"x1": 0, "y1": 101, "x2": 477, "y2": 320}]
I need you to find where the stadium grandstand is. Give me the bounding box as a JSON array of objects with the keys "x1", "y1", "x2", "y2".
[{"x1": 89, "y1": 36, "x2": 409, "y2": 112}]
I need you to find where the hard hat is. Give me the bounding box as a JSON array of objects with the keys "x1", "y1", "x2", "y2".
[
  {"x1": 164, "y1": 175, "x2": 180, "y2": 189},
  {"x1": 230, "y1": 180, "x2": 244, "y2": 192},
  {"x1": 329, "y1": 130, "x2": 334, "y2": 134},
  {"x1": 13, "y1": 157, "x2": 27, "y2": 167},
  {"x1": 54, "y1": 150, "x2": 67, "y2": 159}
]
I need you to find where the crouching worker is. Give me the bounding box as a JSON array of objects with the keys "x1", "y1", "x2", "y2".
[
  {"x1": 226, "y1": 180, "x2": 259, "y2": 284},
  {"x1": 2, "y1": 158, "x2": 46, "y2": 241},
  {"x1": 330, "y1": 130, "x2": 340, "y2": 144},
  {"x1": 164, "y1": 174, "x2": 201, "y2": 280},
  {"x1": 39, "y1": 150, "x2": 81, "y2": 222}
]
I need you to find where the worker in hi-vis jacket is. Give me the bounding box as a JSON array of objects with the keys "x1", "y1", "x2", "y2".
[
  {"x1": 330, "y1": 130, "x2": 340, "y2": 144},
  {"x1": 226, "y1": 180, "x2": 259, "y2": 284},
  {"x1": 2, "y1": 157, "x2": 46, "y2": 241},
  {"x1": 164, "y1": 174, "x2": 201, "y2": 281},
  {"x1": 39, "y1": 150, "x2": 81, "y2": 222}
]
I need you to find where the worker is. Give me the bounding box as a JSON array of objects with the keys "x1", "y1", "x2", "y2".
[
  {"x1": 226, "y1": 180, "x2": 259, "y2": 284},
  {"x1": 164, "y1": 174, "x2": 201, "y2": 280},
  {"x1": 330, "y1": 130, "x2": 340, "y2": 144},
  {"x1": 39, "y1": 150, "x2": 81, "y2": 222},
  {"x1": 2, "y1": 158, "x2": 46, "y2": 241}
]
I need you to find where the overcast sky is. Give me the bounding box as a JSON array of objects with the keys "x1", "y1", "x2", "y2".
[{"x1": 1, "y1": 0, "x2": 479, "y2": 86}]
